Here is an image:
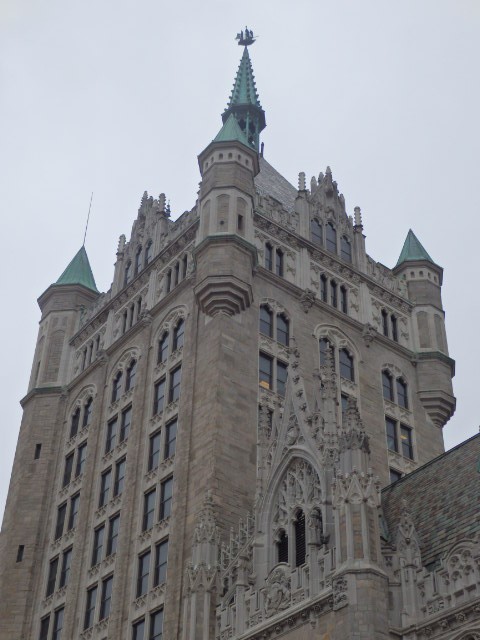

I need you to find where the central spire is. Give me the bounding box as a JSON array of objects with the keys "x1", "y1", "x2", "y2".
[{"x1": 221, "y1": 28, "x2": 266, "y2": 151}]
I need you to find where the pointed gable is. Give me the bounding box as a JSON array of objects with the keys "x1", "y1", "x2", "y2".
[
  {"x1": 56, "y1": 246, "x2": 98, "y2": 292},
  {"x1": 396, "y1": 229, "x2": 434, "y2": 266}
]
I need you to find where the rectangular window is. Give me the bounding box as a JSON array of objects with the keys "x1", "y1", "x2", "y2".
[
  {"x1": 396, "y1": 380, "x2": 408, "y2": 409},
  {"x1": 153, "y1": 379, "x2": 165, "y2": 415},
  {"x1": 132, "y1": 619, "x2": 146, "y2": 640},
  {"x1": 52, "y1": 607, "x2": 64, "y2": 640},
  {"x1": 275, "y1": 250, "x2": 283, "y2": 277},
  {"x1": 143, "y1": 488, "x2": 156, "y2": 532},
  {"x1": 158, "y1": 333, "x2": 169, "y2": 364},
  {"x1": 276, "y1": 361, "x2": 288, "y2": 397},
  {"x1": 340, "y1": 286, "x2": 348, "y2": 314},
  {"x1": 153, "y1": 539, "x2": 168, "y2": 586},
  {"x1": 159, "y1": 477, "x2": 173, "y2": 520},
  {"x1": 39, "y1": 616, "x2": 50, "y2": 640},
  {"x1": 164, "y1": 420, "x2": 177, "y2": 459},
  {"x1": 99, "y1": 468, "x2": 112, "y2": 507},
  {"x1": 54, "y1": 503, "x2": 67, "y2": 540},
  {"x1": 106, "y1": 514, "x2": 120, "y2": 556},
  {"x1": 91, "y1": 525, "x2": 105, "y2": 566},
  {"x1": 320, "y1": 275, "x2": 328, "y2": 303},
  {"x1": 62, "y1": 452, "x2": 74, "y2": 487},
  {"x1": 168, "y1": 366, "x2": 182, "y2": 403},
  {"x1": 259, "y1": 352, "x2": 273, "y2": 390},
  {"x1": 330, "y1": 281, "x2": 338, "y2": 308},
  {"x1": 105, "y1": 417, "x2": 118, "y2": 454},
  {"x1": 100, "y1": 575, "x2": 113, "y2": 620},
  {"x1": 70, "y1": 409, "x2": 80, "y2": 439},
  {"x1": 59, "y1": 547, "x2": 72, "y2": 588},
  {"x1": 137, "y1": 551, "x2": 151, "y2": 598},
  {"x1": 400, "y1": 425, "x2": 414, "y2": 459},
  {"x1": 67, "y1": 493, "x2": 80, "y2": 531},
  {"x1": 391, "y1": 315, "x2": 398, "y2": 342},
  {"x1": 120, "y1": 406, "x2": 132, "y2": 442},
  {"x1": 149, "y1": 609, "x2": 163, "y2": 640},
  {"x1": 113, "y1": 458, "x2": 126, "y2": 497},
  {"x1": 389, "y1": 468, "x2": 402, "y2": 484},
  {"x1": 34, "y1": 443, "x2": 42, "y2": 459},
  {"x1": 46, "y1": 557, "x2": 59, "y2": 597},
  {"x1": 75, "y1": 442, "x2": 87, "y2": 477},
  {"x1": 84, "y1": 585, "x2": 97, "y2": 630},
  {"x1": 341, "y1": 394, "x2": 349, "y2": 425},
  {"x1": 148, "y1": 431, "x2": 161, "y2": 471},
  {"x1": 265, "y1": 244, "x2": 273, "y2": 271},
  {"x1": 386, "y1": 417, "x2": 398, "y2": 453}
]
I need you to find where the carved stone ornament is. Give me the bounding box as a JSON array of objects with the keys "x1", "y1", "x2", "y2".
[
  {"x1": 332, "y1": 575, "x2": 348, "y2": 610},
  {"x1": 362, "y1": 322, "x2": 377, "y2": 347},
  {"x1": 299, "y1": 289, "x2": 316, "y2": 313},
  {"x1": 263, "y1": 566, "x2": 291, "y2": 618}
]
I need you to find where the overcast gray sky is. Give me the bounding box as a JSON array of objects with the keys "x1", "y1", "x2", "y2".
[{"x1": 1, "y1": 0, "x2": 479, "y2": 521}]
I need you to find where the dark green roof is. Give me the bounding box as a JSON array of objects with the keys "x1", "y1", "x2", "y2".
[
  {"x1": 228, "y1": 47, "x2": 262, "y2": 108},
  {"x1": 56, "y1": 246, "x2": 98, "y2": 292},
  {"x1": 213, "y1": 113, "x2": 250, "y2": 145},
  {"x1": 396, "y1": 229, "x2": 434, "y2": 266}
]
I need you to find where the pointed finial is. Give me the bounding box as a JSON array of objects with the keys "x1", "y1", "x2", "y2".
[
  {"x1": 158, "y1": 193, "x2": 166, "y2": 212},
  {"x1": 310, "y1": 176, "x2": 317, "y2": 192},
  {"x1": 236, "y1": 27, "x2": 255, "y2": 46},
  {"x1": 325, "y1": 166, "x2": 332, "y2": 175},
  {"x1": 117, "y1": 234, "x2": 126, "y2": 253},
  {"x1": 298, "y1": 172, "x2": 306, "y2": 191},
  {"x1": 354, "y1": 206, "x2": 363, "y2": 227}
]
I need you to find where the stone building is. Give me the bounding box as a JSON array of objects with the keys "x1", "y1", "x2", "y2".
[{"x1": 1, "y1": 33, "x2": 479, "y2": 640}]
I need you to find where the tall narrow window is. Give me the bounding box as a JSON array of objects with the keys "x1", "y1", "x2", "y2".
[
  {"x1": 124, "y1": 262, "x2": 132, "y2": 287},
  {"x1": 174, "y1": 261, "x2": 180, "y2": 286},
  {"x1": 132, "y1": 619, "x2": 145, "y2": 640},
  {"x1": 382, "y1": 309, "x2": 389, "y2": 337},
  {"x1": 182, "y1": 254, "x2": 188, "y2": 278},
  {"x1": 340, "y1": 286, "x2": 348, "y2": 314},
  {"x1": 157, "y1": 333, "x2": 169, "y2": 364},
  {"x1": 135, "y1": 247, "x2": 142, "y2": 276},
  {"x1": 166, "y1": 269, "x2": 172, "y2": 293},
  {"x1": 126, "y1": 360, "x2": 137, "y2": 391},
  {"x1": 137, "y1": 551, "x2": 151, "y2": 597},
  {"x1": 52, "y1": 608, "x2": 64, "y2": 640},
  {"x1": 164, "y1": 420, "x2": 177, "y2": 459},
  {"x1": 144, "y1": 241, "x2": 153, "y2": 266},
  {"x1": 265, "y1": 243, "x2": 273, "y2": 271},
  {"x1": 75, "y1": 442, "x2": 87, "y2": 477},
  {"x1": 159, "y1": 477, "x2": 173, "y2": 520},
  {"x1": 129, "y1": 303, "x2": 135, "y2": 329},
  {"x1": 396, "y1": 378, "x2": 408, "y2": 409},
  {"x1": 149, "y1": 609, "x2": 163, "y2": 640},
  {"x1": 84, "y1": 585, "x2": 97, "y2": 630},
  {"x1": 391, "y1": 315, "x2": 398, "y2": 342},
  {"x1": 259, "y1": 305, "x2": 273, "y2": 338},
  {"x1": 275, "y1": 249, "x2": 284, "y2": 277},
  {"x1": 120, "y1": 406, "x2": 132, "y2": 442},
  {"x1": 136, "y1": 298, "x2": 141, "y2": 321},
  {"x1": 106, "y1": 514, "x2": 120, "y2": 556},
  {"x1": 259, "y1": 353, "x2": 273, "y2": 390},
  {"x1": 320, "y1": 275, "x2": 328, "y2": 303},
  {"x1": 105, "y1": 417, "x2": 118, "y2": 453},
  {"x1": 341, "y1": 394, "x2": 349, "y2": 424},
  {"x1": 82, "y1": 397, "x2": 93, "y2": 428},
  {"x1": 99, "y1": 575, "x2": 113, "y2": 620},
  {"x1": 148, "y1": 431, "x2": 161, "y2": 471},
  {"x1": 340, "y1": 236, "x2": 352, "y2": 262},
  {"x1": 389, "y1": 468, "x2": 402, "y2": 484},
  {"x1": 59, "y1": 547, "x2": 72, "y2": 588},
  {"x1": 382, "y1": 371, "x2": 394, "y2": 401},
  {"x1": 169, "y1": 366, "x2": 182, "y2": 403},
  {"x1": 276, "y1": 315, "x2": 289, "y2": 346},
  {"x1": 400, "y1": 425, "x2": 414, "y2": 459},
  {"x1": 70, "y1": 408, "x2": 80, "y2": 439},
  {"x1": 153, "y1": 378, "x2": 166, "y2": 415},
  {"x1": 172, "y1": 320, "x2": 185, "y2": 351},
  {"x1": 62, "y1": 452, "x2": 74, "y2": 487},
  {"x1": 294, "y1": 510, "x2": 306, "y2": 567},
  {"x1": 46, "y1": 557, "x2": 59, "y2": 597},
  {"x1": 55, "y1": 503, "x2": 67, "y2": 540},
  {"x1": 339, "y1": 349, "x2": 354, "y2": 381},
  {"x1": 154, "y1": 539, "x2": 169, "y2": 586},
  {"x1": 310, "y1": 219, "x2": 322, "y2": 245},
  {"x1": 276, "y1": 361, "x2": 288, "y2": 397},
  {"x1": 39, "y1": 616, "x2": 50, "y2": 640},
  {"x1": 326, "y1": 222, "x2": 337, "y2": 253},
  {"x1": 386, "y1": 417, "x2": 398, "y2": 453},
  {"x1": 113, "y1": 458, "x2": 126, "y2": 497},
  {"x1": 67, "y1": 493, "x2": 80, "y2": 531},
  {"x1": 319, "y1": 338, "x2": 331, "y2": 366},
  {"x1": 277, "y1": 530, "x2": 288, "y2": 563},
  {"x1": 91, "y1": 525, "x2": 105, "y2": 566},
  {"x1": 330, "y1": 280, "x2": 338, "y2": 308},
  {"x1": 143, "y1": 488, "x2": 156, "y2": 531},
  {"x1": 122, "y1": 310, "x2": 128, "y2": 334},
  {"x1": 99, "y1": 469, "x2": 112, "y2": 507}
]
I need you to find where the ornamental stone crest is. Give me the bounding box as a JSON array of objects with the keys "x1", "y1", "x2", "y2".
[{"x1": 263, "y1": 566, "x2": 291, "y2": 618}]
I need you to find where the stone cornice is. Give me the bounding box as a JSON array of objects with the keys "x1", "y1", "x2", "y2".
[{"x1": 20, "y1": 386, "x2": 63, "y2": 407}]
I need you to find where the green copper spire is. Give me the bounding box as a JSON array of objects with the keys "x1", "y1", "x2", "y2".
[
  {"x1": 56, "y1": 246, "x2": 98, "y2": 292},
  {"x1": 221, "y1": 28, "x2": 266, "y2": 151},
  {"x1": 213, "y1": 113, "x2": 250, "y2": 146},
  {"x1": 396, "y1": 229, "x2": 434, "y2": 266}
]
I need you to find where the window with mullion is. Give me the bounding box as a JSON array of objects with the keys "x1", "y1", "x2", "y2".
[
  {"x1": 82, "y1": 398, "x2": 93, "y2": 428},
  {"x1": 340, "y1": 286, "x2": 348, "y2": 314},
  {"x1": 52, "y1": 607, "x2": 64, "y2": 640},
  {"x1": 340, "y1": 236, "x2": 352, "y2": 262},
  {"x1": 277, "y1": 530, "x2": 288, "y2": 563},
  {"x1": 120, "y1": 406, "x2": 132, "y2": 442},
  {"x1": 153, "y1": 378, "x2": 166, "y2": 415},
  {"x1": 157, "y1": 333, "x2": 169, "y2": 364},
  {"x1": 320, "y1": 275, "x2": 328, "y2": 303},
  {"x1": 330, "y1": 280, "x2": 338, "y2": 308},
  {"x1": 259, "y1": 306, "x2": 273, "y2": 338},
  {"x1": 105, "y1": 417, "x2": 118, "y2": 453},
  {"x1": 153, "y1": 539, "x2": 168, "y2": 586},
  {"x1": 164, "y1": 420, "x2": 177, "y2": 459},
  {"x1": 75, "y1": 442, "x2": 87, "y2": 477},
  {"x1": 172, "y1": 320, "x2": 185, "y2": 351},
  {"x1": 265, "y1": 243, "x2": 273, "y2": 270},
  {"x1": 126, "y1": 360, "x2": 137, "y2": 391},
  {"x1": 326, "y1": 222, "x2": 337, "y2": 253},
  {"x1": 142, "y1": 488, "x2": 156, "y2": 532},
  {"x1": 136, "y1": 551, "x2": 151, "y2": 598},
  {"x1": 168, "y1": 366, "x2": 182, "y2": 403},
  {"x1": 159, "y1": 477, "x2": 173, "y2": 520},
  {"x1": 99, "y1": 469, "x2": 112, "y2": 507},
  {"x1": 91, "y1": 525, "x2": 105, "y2": 566},
  {"x1": 400, "y1": 425, "x2": 414, "y2": 459},
  {"x1": 84, "y1": 585, "x2": 97, "y2": 630},
  {"x1": 54, "y1": 503, "x2": 67, "y2": 540},
  {"x1": 67, "y1": 493, "x2": 80, "y2": 531},
  {"x1": 294, "y1": 510, "x2": 306, "y2": 567},
  {"x1": 275, "y1": 249, "x2": 284, "y2": 277},
  {"x1": 39, "y1": 616, "x2": 50, "y2": 640},
  {"x1": 59, "y1": 547, "x2": 72, "y2": 588},
  {"x1": 70, "y1": 408, "x2": 80, "y2": 438},
  {"x1": 113, "y1": 458, "x2": 126, "y2": 497},
  {"x1": 391, "y1": 315, "x2": 398, "y2": 342},
  {"x1": 99, "y1": 575, "x2": 113, "y2": 620},
  {"x1": 112, "y1": 372, "x2": 122, "y2": 403},
  {"x1": 310, "y1": 218, "x2": 322, "y2": 245},
  {"x1": 339, "y1": 349, "x2": 354, "y2": 382},
  {"x1": 385, "y1": 417, "x2": 398, "y2": 453},
  {"x1": 396, "y1": 379, "x2": 408, "y2": 409},
  {"x1": 132, "y1": 618, "x2": 145, "y2": 640},
  {"x1": 149, "y1": 609, "x2": 164, "y2": 640},
  {"x1": 276, "y1": 314, "x2": 289, "y2": 346},
  {"x1": 46, "y1": 557, "x2": 59, "y2": 597}
]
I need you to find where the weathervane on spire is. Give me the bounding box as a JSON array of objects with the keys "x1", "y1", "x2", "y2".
[{"x1": 236, "y1": 26, "x2": 255, "y2": 46}]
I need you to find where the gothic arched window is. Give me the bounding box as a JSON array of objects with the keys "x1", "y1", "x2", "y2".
[
  {"x1": 126, "y1": 360, "x2": 137, "y2": 392},
  {"x1": 326, "y1": 222, "x2": 337, "y2": 253},
  {"x1": 339, "y1": 349, "x2": 354, "y2": 381},
  {"x1": 158, "y1": 332, "x2": 169, "y2": 364},
  {"x1": 310, "y1": 219, "x2": 322, "y2": 246},
  {"x1": 124, "y1": 261, "x2": 132, "y2": 287},
  {"x1": 259, "y1": 305, "x2": 273, "y2": 338},
  {"x1": 277, "y1": 530, "x2": 289, "y2": 563},
  {"x1": 173, "y1": 319, "x2": 185, "y2": 352},
  {"x1": 83, "y1": 397, "x2": 93, "y2": 427},
  {"x1": 294, "y1": 510, "x2": 306, "y2": 567},
  {"x1": 135, "y1": 246, "x2": 142, "y2": 275},
  {"x1": 70, "y1": 407, "x2": 81, "y2": 438},
  {"x1": 340, "y1": 236, "x2": 352, "y2": 263},
  {"x1": 382, "y1": 371, "x2": 394, "y2": 401},
  {"x1": 112, "y1": 372, "x2": 122, "y2": 403},
  {"x1": 276, "y1": 314, "x2": 289, "y2": 346}
]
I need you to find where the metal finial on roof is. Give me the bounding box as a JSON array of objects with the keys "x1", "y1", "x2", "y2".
[{"x1": 236, "y1": 27, "x2": 255, "y2": 46}]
